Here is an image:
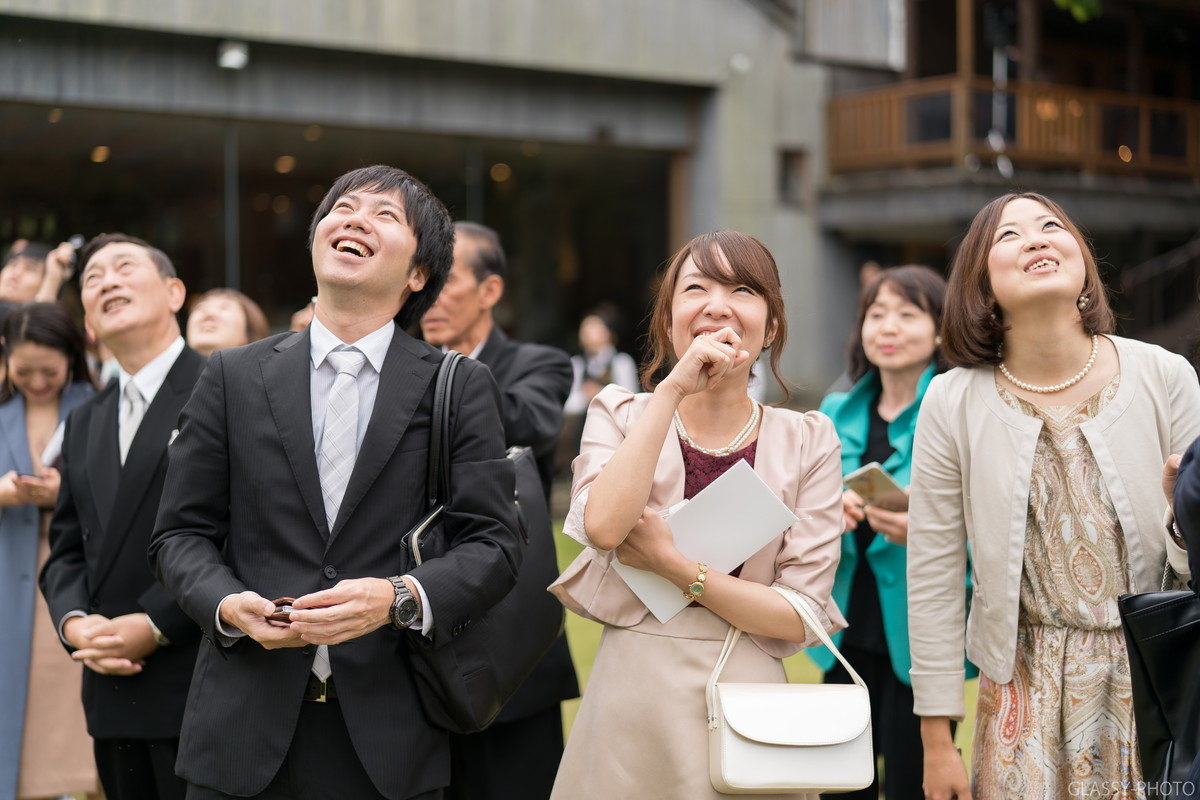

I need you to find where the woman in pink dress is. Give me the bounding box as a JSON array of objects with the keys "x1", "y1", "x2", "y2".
[{"x1": 550, "y1": 230, "x2": 847, "y2": 800}]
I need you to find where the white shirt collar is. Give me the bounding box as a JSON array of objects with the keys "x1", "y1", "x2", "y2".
[
  {"x1": 440, "y1": 340, "x2": 486, "y2": 361},
  {"x1": 309, "y1": 315, "x2": 395, "y2": 373},
  {"x1": 117, "y1": 336, "x2": 186, "y2": 406}
]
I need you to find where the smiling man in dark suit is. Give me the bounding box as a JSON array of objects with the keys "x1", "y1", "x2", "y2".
[
  {"x1": 421, "y1": 222, "x2": 577, "y2": 800},
  {"x1": 39, "y1": 233, "x2": 203, "y2": 800},
  {"x1": 149, "y1": 165, "x2": 520, "y2": 800}
]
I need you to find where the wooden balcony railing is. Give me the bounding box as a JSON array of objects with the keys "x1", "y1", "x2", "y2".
[{"x1": 828, "y1": 76, "x2": 1200, "y2": 179}]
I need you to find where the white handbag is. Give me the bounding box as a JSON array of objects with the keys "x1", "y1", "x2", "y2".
[{"x1": 705, "y1": 586, "x2": 874, "y2": 794}]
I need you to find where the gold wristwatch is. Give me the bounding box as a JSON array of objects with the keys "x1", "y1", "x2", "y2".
[{"x1": 683, "y1": 563, "x2": 709, "y2": 601}]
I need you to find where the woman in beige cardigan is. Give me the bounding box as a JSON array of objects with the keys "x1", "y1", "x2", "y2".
[
  {"x1": 549, "y1": 230, "x2": 845, "y2": 800},
  {"x1": 908, "y1": 192, "x2": 1200, "y2": 800}
]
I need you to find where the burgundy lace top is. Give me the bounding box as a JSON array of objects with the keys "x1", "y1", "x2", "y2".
[
  {"x1": 680, "y1": 437, "x2": 757, "y2": 600},
  {"x1": 681, "y1": 438, "x2": 758, "y2": 499}
]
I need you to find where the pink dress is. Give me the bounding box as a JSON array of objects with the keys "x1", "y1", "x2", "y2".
[{"x1": 550, "y1": 387, "x2": 846, "y2": 800}]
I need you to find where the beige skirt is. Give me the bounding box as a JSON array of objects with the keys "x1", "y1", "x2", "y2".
[
  {"x1": 18, "y1": 529, "x2": 99, "y2": 798},
  {"x1": 552, "y1": 607, "x2": 814, "y2": 800}
]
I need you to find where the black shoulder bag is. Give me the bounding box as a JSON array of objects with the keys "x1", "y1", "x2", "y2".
[
  {"x1": 403, "y1": 351, "x2": 565, "y2": 733},
  {"x1": 1118, "y1": 565, "x2": 1200, "y2": 798}
]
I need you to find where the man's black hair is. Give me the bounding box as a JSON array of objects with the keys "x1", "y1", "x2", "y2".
[
  {"x1": 309, "y1": 165, "x2": 455, "y2": 329},
  {"x1": 453, "y1": 221, "x2": 507, "y2": 283},
  {"x1": 78, "y1": 233, "x2": 176, "y2": 279}
]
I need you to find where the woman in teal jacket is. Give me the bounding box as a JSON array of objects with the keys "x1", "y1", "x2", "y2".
[{"x1": 813, "y1": 265, "x2": 947, "y2": 800}]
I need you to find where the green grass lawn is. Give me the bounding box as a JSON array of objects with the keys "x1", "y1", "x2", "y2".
[{"x1": 553, "y1": 525, "x2": 978, "y2": 760}]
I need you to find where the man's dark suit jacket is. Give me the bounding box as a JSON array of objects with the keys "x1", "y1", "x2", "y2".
[
  {"x1": 473, "y1": 326, "x2": 579, "y2": 720},
  {"x1": 1174, "y1": 436, "x2": 1200, "y2": 583},
  {"x1": 39, "y1": 346, "x2": 204, "y2": 740},
  {"x1": 148, "y1": 326, "x2": 520, "y2": 799},
  {"x1": 476, "y1": 326, "x2": 572, "y2": 497}
]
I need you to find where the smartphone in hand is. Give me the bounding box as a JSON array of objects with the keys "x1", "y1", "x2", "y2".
[{"x1": 843, "y1": 462, "x2": 908, "y2": 512}]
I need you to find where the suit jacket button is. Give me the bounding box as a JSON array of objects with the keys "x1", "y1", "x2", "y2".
[{"x1": 323, "y1": 565, "x2": 337, "y2": 579}]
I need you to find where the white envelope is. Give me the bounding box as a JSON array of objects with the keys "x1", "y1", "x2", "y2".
[{"x1": 612, "y1": 459, "x2": 801, "y2": 624}]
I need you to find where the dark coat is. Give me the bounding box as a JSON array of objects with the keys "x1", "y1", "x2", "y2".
[
  {"x1": 476, "y1": 326, "x2": 573, "y2": 497},
  {"x1": 148, "y1": 327, "x2": 521, "y2": 800},
  {"x1": 1174, "y1": 435, "x2": 1200, "y2": 582},
  {"x1": 39, "y1": 348, "x2": 205, "y2": 740},
  {"x1": 473, "y1": 326, "x2": 580, "y2": 720}
]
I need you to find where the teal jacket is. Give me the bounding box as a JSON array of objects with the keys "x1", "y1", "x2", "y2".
[{"x1": 810, "y1": 364, "x2": 938, "y2": 684}]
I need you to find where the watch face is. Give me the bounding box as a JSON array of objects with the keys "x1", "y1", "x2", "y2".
[{"x1": 395, "y1": 595, "x2": 419, "y2": 626}]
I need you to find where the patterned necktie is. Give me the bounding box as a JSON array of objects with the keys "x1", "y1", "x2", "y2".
[
  {"x1": 318, "y1": 348, "x2": 367, "y2": 530},
  {"x1": 118, "y1": 382, "x2": 146, "y2": 466},
  {"x1": 313, "y1": 347, "x2": 366, "y2": 681}
]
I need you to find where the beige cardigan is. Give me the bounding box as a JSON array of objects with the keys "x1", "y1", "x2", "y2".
[
  {"x1": 907, "y1": 336, "x2": 1200, "y2": 718},
  {"x1": 549, "y1": 385, "x2": 847, "y2": 659}
]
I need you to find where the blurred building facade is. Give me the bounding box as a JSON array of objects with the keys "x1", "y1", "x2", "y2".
[
  {"x1": 1, "y1": 0, "x2": 1197, "y2": 398},
  {"x1": 818, "y1": 0, "x2": 1200, "y2": 360},
  {"x1": 0, "y1": 0, "x2": 838, "y2": 395}
]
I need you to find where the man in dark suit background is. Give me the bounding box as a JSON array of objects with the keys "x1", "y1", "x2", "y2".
[
  {"x1": 421, "y1": 221, "x2": 578, "y2": 800},
  {"x1": 1171, "y1": 446, "x2": 1200, "y2": 579},
  {"x1": 149, "y1": 165, "x2": 520, "y2": 800},
  {"x1": 40, "y1": 233, "x2": 203, "y2": 800}
]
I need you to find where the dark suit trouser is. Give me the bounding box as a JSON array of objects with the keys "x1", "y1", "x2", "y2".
[
  {"x1": 94, "y1": 737, "x2": 186, "y2": 800},
  {"x1": 446, "y1": 705, "x2": 563, "y2": 800},
  {"x1": 185, "y1": 699, "x2": 442, "y2": 800},
  {"x1": 822, "y1": 646, "x2": 951, "y2": 800}
]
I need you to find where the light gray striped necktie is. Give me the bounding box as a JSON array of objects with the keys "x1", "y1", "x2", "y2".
[
  {"x1": 313, "y1": 346, "x2": 366, "y2": 681},
  {"x1": 118, "y1": 382, "x2": 146, "y2": 466}
]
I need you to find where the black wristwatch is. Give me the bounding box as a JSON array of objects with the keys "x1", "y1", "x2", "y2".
[{"x1": 387, "y1": 576, "x2": 420, "y2": 630}]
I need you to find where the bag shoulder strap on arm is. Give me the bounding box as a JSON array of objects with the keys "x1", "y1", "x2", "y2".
[
  {"x1": 409, "y1": 351, "x2": 464, "y2": 566},
  {"x1": 427, "y1": 351, "x2": 464, "y2": 509}
]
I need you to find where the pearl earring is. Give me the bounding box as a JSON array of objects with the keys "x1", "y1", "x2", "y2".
[
  {"x1": 935, "y1": 336, "x2": 943, "y2": 346},
  {"x1": 1077, "y1": 293, "x2": 1089, "y2": 311}
]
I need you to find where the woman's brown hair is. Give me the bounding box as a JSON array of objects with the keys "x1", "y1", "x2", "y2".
[
  {"x1": 189, "y1": 288, "x2": 271, "y2": 345},
  {"x1": 941, "y1": 192, "x2": 1114, "y2": 368},
  {"x1": 847, "y1": 265, "x2": 948, "y2": 382},
  {"x1": 640, "y1": 230, "x2": 789, "y2": 402}
]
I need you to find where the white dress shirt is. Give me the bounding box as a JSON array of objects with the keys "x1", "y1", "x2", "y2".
[
  {"x1": 118, "y1": 335, "x2": 186, "y2": 412},
  {"x1": 215, "y1": 318, "x2": 432, "y2": 647}
]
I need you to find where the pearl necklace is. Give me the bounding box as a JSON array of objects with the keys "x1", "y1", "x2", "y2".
[
  {"x1": 674, "y1": 402, "x2": 761, "y2": 457},
  {"x1": 998, "y1": 334, "x2": 1099, "y2": 394}
]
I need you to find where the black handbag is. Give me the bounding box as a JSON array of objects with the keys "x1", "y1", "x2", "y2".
[
  {"x1": 1118, "y1": 581, "x2": 1200, "y2": 797},
  {"x1": 403, "y1": 351, "x2": 565, "y2": 734}
]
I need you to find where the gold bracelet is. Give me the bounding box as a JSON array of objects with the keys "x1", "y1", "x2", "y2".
[{"x1": 683, "y1": 563, "x2": 709, "y2": 601}]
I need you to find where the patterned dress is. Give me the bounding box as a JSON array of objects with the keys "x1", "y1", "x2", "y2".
[{"x1": 974, "y1": 374, "x2": 1143, "y2": 799}]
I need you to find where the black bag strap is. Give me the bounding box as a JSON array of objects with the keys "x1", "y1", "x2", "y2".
[{"x1": 426, "y1": 351, "x2": 463, "y2": 510}]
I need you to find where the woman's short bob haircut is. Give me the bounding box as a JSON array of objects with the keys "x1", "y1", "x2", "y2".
[
  {"x1": 641, "y1": 230, "x2": 789, "y2": 402},
  {"x1": 941, "y1": 191, "x2": 1114, "y2": 368},
  {"x1": 847, "y1": 265, "x2": 948, "y2": 383}
]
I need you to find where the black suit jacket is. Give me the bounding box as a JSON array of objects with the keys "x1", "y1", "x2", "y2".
[
  {"x1": 1174, "y1": 435, "x2": 1200, "y2": 582},
  {"x1": 476, "y1": 327, "x2": 573, "y2": 496},
  {"x1": 473, "y1": 326, "x2": 579, "y2": 720},
  {"x1": 39, "y1": 345, "x2": 204, "y2": 740},
  {"x1": 148, "y1": 327, "x2": 520, "y2": 799}
]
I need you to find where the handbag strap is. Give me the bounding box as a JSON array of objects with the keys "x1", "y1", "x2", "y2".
[
  {"x1": 426, "y1": 351, "x2": 463, "y2": 509},
  {"x1": 704, "y1": 586, "x2": 867, "y2": 729},
  {"x1": 408, "y1": 352, "x2": 462, "y2": 566}
]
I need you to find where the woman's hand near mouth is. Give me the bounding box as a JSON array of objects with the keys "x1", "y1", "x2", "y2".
[{"x1": 661, "y1": 326, "x2": 751, "y2": 398}]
